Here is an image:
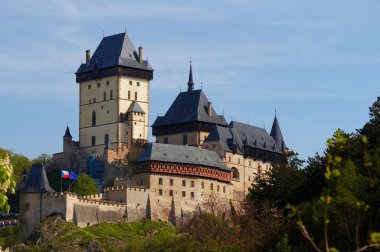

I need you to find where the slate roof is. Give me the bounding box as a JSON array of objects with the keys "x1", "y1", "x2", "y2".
[
  {"x1": 21, "y1": 164, "x2": 55, "y2": 193},
  {"x1": 127, "y1": 101, "x2": 145, "y2": 114},
  {"x1": 152, "y1": 89, "x2": 227, "y2": 127},
  {"x1": 133, "y1": 143, "x2": 230, "y2": 171},
  {"x1": 205, "y1": 120, "x2": 286, "y2": 154},
  {"x1": 63, "y1": 126, "x2": 72, "y2": 138},
  {"x1": 270, "y1": 115, "x2": 286, "y2": 152},
  {"x1": 76, "y1": 33, "x2": 153, "y2": 74}
]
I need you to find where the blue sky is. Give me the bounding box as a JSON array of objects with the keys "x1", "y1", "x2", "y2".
[{"x1": 0, "y1": 1, "x2": 379, "y2": 161}]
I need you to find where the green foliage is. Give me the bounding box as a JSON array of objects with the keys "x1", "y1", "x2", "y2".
[
  {"x1": 46, "y1": 168, "x2": 69, "y2": 192},
  {"x1": 249, "y1": 150, "x2": 307, "y2": 208},
  {"x1": 275, "y1": 233, "x2": 292, "y2": 252},
  {"x1": 0, "y1": 225, "x2": 20, "y2": 248},
  {"x1": 0, "y1": 147, "x2": 32, "y2": 182},
  {"x1": 0, "y1": 155, "x2": 15, "y2": 213},
  {"x1": 32, "y1": 153, "x2": 52, "y2": 166},
  {"x1": 72, "y1": 173, "x2": 97, "y2": 196},
  {"x1": 21, "y1": 216, "x2": 178, "y2": 251}
]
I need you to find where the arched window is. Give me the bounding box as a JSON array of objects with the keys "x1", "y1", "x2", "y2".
[
  {"x1": 201, "y1": 181, "x2": 204, "y2": 189},
  {"x1": 217, "y1": 185, "x2": 220, "y2": 192},
  {"x1": 92, "y1": 111, "x2": 96, "y2": 126},
  {"x1": 231, "y1": 167, "x2": 239, "y2": 181}
]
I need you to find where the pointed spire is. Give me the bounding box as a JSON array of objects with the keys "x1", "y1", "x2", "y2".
[
  {"x1": 187, "y1": 60, "x2": 194, "y2": 91},
  {"x1": 64, "y1": 126, "x2": 72, "y2": 138},
  {"x1": 270, "y1": 114, "x2": 286, "y2": 152}
]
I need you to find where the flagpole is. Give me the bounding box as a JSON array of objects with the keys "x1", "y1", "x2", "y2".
[
  {"x1": 68, "y1": 163, "x2": 71, "y2": 192},
  {"x1": 60, "y1": 164, "x2": 62, "y2": 193}
]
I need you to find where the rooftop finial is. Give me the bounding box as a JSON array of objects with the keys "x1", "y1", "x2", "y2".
[
  {"x1": 275, "y1": 108, "x2": 277, "y2": 117},
  {"x1": 188, "y1": 59, "x2": 194, "y2": 92}
]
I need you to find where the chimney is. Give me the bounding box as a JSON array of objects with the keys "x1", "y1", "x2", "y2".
[
  {"x1": 86, "y1": 50, "x2": 91, "y2": 65},
  {"x1": 138, "y1": 47, "x2": 143, "y2": 64},
  {"x1": 208, "y1": 102, "x2": 212, "y2": 116}
]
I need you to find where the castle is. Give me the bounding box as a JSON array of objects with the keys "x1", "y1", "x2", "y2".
[{"x1": 19, "y1": 32, "x2": 287, "y2": 240}]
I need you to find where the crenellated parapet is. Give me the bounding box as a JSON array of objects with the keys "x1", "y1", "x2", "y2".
[{"x1": 104, "y1": 185, "x2": 148, "y2": 192}]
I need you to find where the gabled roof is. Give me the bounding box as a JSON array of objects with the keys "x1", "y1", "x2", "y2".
[
  {"x1": 152, "y1": 89, "x2": 227, "y2": 127},
  {"x1": 76, "y1": 33, "x2": 153, "y2": 74},
  {"x1": 63, "y1": 126, "x2": 72, "y2": 138},
  {"x1": 133, "y1": 143, "x2": 230, "y2": 171},
  {"x1": 205, "y1": 121, "x2": 285, "y2": 154},
  {"x1": 21, "y1": 164, "x2": 55, "y2": 193},
  {"x1": 270, "y1": 115, "x2": 286, "y2": 151},
  {"x1": 127, "y1": 101, "x2": 145, "y2": 114}
]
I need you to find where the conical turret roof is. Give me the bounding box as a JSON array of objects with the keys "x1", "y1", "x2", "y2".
[
  {"x1": 64, "y1": 126, "x2": 72, "y2": 138},
  {"x1": 22, "y1": 163, "x2": 55, "y2": 193},
  {"x1": 270, "y1": 115, "x2": 286, "y2": 152}
]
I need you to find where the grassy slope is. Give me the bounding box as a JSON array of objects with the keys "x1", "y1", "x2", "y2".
[{"x1": 11, "y1": 216, "x2": 177, "y2": 252}]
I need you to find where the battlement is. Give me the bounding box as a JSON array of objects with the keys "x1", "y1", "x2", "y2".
[
  {"x1": 104, "y1": 185, "x2": 148, "y2": 192},
  {"x1": 77, "y1": 198, "x2": 126, "y2": 206}
]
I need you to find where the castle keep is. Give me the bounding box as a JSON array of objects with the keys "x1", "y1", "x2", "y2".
[{"x1": 20, "y1": 32, "x2": 287, "y2": 240}]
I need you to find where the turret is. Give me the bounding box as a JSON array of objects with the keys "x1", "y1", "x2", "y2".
[
  {"x1": 187, "y1": 62, "x2": 194, "y2": 92},
  {"x1": 270, "y1": 114, "x2": 286, "y2": 152},
  {"x1": 63, "y1": 126, "x2": 72, "y2": 142}
]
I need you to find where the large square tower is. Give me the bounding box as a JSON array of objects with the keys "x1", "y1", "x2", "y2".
[{"x1": 75, "y1": 33, "x2": 154, "y2": 156}]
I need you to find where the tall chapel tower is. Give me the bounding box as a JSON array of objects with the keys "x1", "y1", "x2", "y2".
[{"x1": 75, "y1": 33, "x2": 153, "y2": 156}]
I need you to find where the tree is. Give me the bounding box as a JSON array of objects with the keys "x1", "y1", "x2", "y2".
[
  {"x1": 0, "y1": 155, "x2": 15, "y2": 213},
  {"x1": 33, "y1": 153, "x2": 52, "y2": 166},
  {"x1": 249, "y1": 150, "x2": 306, "y2": 209},
  {"x1": 72, "y1": 173, "x2": 97, "y2": 196}
]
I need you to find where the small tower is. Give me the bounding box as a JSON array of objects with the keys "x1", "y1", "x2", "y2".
[
  {"x1": 19, "y1": 164, "x2": 55, "y2": 241},
  {"x1": 124, "y1": 101, "x2": 146, "y2": 144},
  {"x1": 270, "y1": 114, "x2": 286, "y2": 153},
  {"x1": 63, "y1": 126, "x2": 73, "y2": 153}
]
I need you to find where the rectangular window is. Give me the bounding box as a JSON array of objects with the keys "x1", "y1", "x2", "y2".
[
  {"x1": 106, "y1": 81, "x2": 109, "y2": 86},
  {"x1": 129, "y1": 80, "x2": 132, "y2": 85},
  {"x1": 88, "y1": 84, "x2": 91, "y2": 89},
  {"x1": 169, "y1": 190, "x2": 173, "y2": 196},
  {"x1": 97, "y1": 83, "x2": 100, "y2": 87},
  {"x1": 104, "y1": 134, "x2": 109, "y2": 145},
  {"x1": 164, "y1": 138, "x2": 168, "y2": 144},
  {"x1": 159, "y1": 178, "x2": 163, "y2": 185},
  {"x1": 182, "y1": 191, "x2": 186, "y2": 197},
  {"x1": 169, "y1": 179, "x2": 173, "y2": 186},
  {"x1": 183, "y1": 135, "x2": 188, "y2": 145},
  {"x1": 182, "y1": 180, "x2": 186, "y2": 187},
  {"x1": 159, "y1": 189, "x2": 163, "y2": 196},
  {"x1": 135, "y1": 92, "x2": 137, "y2": 100},
  {"x1": 190, "y1": 192, "x2": 194, "y2": 198},
  {"x1": 91, "y1": 136, "x2": 96, "y2": 146},
  {"x1": 110, "y1": 90, "x2": 113, "y2": 100},
  {"x1": 191, "y1": 181, "x2": 195, "y2": 188},
  {"x1": 128, "y1": 91, "x2": 131, "y2": 100},
  {"x1": 137, "y1": 82, "x2": 140, "y2": 86},
  {"x1": 103, "y1": 91, "x2": 106, "y2": 101}
]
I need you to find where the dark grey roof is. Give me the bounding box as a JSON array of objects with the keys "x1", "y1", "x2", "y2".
[
  {"x1": 187, "y1": 63, "x2": 194, "y2": 91},
  {"x1": 21, "y1": 164, "x2": 55, "y2": 193},
  {"x1": 152, "y1": 89, "x2": 227, "y2": 127},
  {"x1": 127, "y1": 101, "x2": 145, "y2": 114},
  {"x1": 205, "y1": 121, "x2": 285, "y2": 154},
  {"x1": 133, "y1": 143, "x2": 230, "y2": 171},
  {"x1": 76, "y1": 33, "x2": 153, "y2": 74},
  {"x1": 270, "y1": 115, "x2": 286, "y2": 152},
  {"x1": 64, "y1": 126, "x2": 72, "y2": 138}
]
